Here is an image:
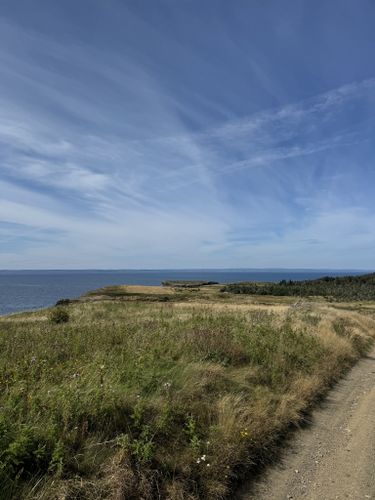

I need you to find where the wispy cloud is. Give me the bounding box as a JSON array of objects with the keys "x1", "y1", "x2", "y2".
[{"x1": 0, "y1": 5, "x2": 375, "y2": 269}]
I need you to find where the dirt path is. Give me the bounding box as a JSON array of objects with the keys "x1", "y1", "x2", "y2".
[{"x1": 237, "y1": 349, "x2": 375, "y2": 500}]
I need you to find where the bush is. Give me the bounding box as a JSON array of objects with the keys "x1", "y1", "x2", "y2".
[
  {"x1": 55, "y1": 298, "x2": 72, "y2": 306},
  {"x1": 49, "y1": 306, "x2": 70, "y2": 324}
]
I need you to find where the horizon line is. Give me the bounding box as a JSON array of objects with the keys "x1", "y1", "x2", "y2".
[{"x1": 0, "y1": 267, "x2": 372, "y2": 273}]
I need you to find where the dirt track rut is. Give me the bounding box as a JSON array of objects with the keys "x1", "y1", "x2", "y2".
[{"x1": 237, "y1": 349, "x2": 375, "y2": 499}]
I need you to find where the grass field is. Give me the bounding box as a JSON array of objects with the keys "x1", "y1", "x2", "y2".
[{"x1": 1, "y1": 285, "x2": 374, "y2": 499}]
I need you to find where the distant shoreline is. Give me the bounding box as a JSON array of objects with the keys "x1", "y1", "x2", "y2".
[
  {"x1": 0, "y1": 269, "x2": 371, "y2": 316},
  {"x1": 0, "y1": 267, "x2": 372, "y2": 273}
]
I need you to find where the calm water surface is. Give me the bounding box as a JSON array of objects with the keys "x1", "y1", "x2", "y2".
[{"x1": 0, "y1": 269, "x2": 367, "y2": 316}]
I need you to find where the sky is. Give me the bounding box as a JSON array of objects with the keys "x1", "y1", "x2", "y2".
[{"x1": 1, "y1": 0, "x2": 375, "y2": 270}]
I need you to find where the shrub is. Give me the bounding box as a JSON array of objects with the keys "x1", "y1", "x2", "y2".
[
  {"x1": 49, "y1": 306, "x2": 70, "y2": 324},
  {"x1": 55, "y1": 298, "x2": 72, "y2": 306}
]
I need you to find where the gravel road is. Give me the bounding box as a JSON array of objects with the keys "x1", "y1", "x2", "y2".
[{"x1": 237, "y1": 348, "x2": 375, "y2": 500}]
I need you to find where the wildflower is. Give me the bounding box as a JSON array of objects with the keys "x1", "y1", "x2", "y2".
[
  {"x1": 206, "y1": 463, "x2": 210, "y2": 467},
  {"x1": 100, "y1": 364, "x2": 105, "y2": 370},
  {"x1": 31, "y1": 356, "x2": 37, "y2": 363},
  {"x1": 196, "y1": 458, "x2": 201, "y2": 464},
  {"x1": 201, "y1": 454, "x2": 206, "y2": 461},
  {"x1": 240, "y1": 428, "x2": 249, "y2": 438},
  {"x1": 163, "y1": 382, "x2": 172, "y2": 390}
]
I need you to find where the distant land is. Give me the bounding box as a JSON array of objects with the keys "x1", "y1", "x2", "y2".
[
  {"x1": 0, "y1": 268, "x2": 372, "y2": 273},
  {"x1": 0, "y1": 268, "x2": 372, "y2": 315}
]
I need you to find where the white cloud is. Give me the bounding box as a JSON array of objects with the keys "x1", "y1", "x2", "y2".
[{"x1": 0, "y1": 13, "x2": 374, "y2": 268}]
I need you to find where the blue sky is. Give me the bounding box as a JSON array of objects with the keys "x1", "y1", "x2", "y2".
[{"x1": 1, "y1": 0, "x2": 375, "y2": 269}]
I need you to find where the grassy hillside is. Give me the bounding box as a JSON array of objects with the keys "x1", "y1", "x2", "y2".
[
  {"x1": 0, "y1": 286, "x2": 374, "y2": 499},
  {"x1": 222, "y1": 273, "x2": 375, "y2": 301}
]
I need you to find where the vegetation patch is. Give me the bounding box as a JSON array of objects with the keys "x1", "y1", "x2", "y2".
[
  {"x1": 222, "y1": 273, "x2": 375, "y2": 301},
  {"x1": 49, "y1": 306, "x2": 70, "y2": 324},
  {"x1": 162, "y1": 280, "x2": 219, "y2": 288},
  {"x1": 0, "y1": 291, "x2": 374, "y2": 499}
]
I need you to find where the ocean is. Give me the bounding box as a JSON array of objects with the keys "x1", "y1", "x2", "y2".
[{"x1": 0, "y1": 269, "x2": 367, "y2": 316}]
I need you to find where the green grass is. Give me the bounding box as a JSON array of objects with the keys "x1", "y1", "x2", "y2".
[{"x1": 0, "y1": 297, "x2": 374, "y2": 499}]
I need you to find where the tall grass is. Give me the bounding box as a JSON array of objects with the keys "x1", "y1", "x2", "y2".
[{"x1": 0, "y1": 300, "x2": 373, "y2": 499}]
